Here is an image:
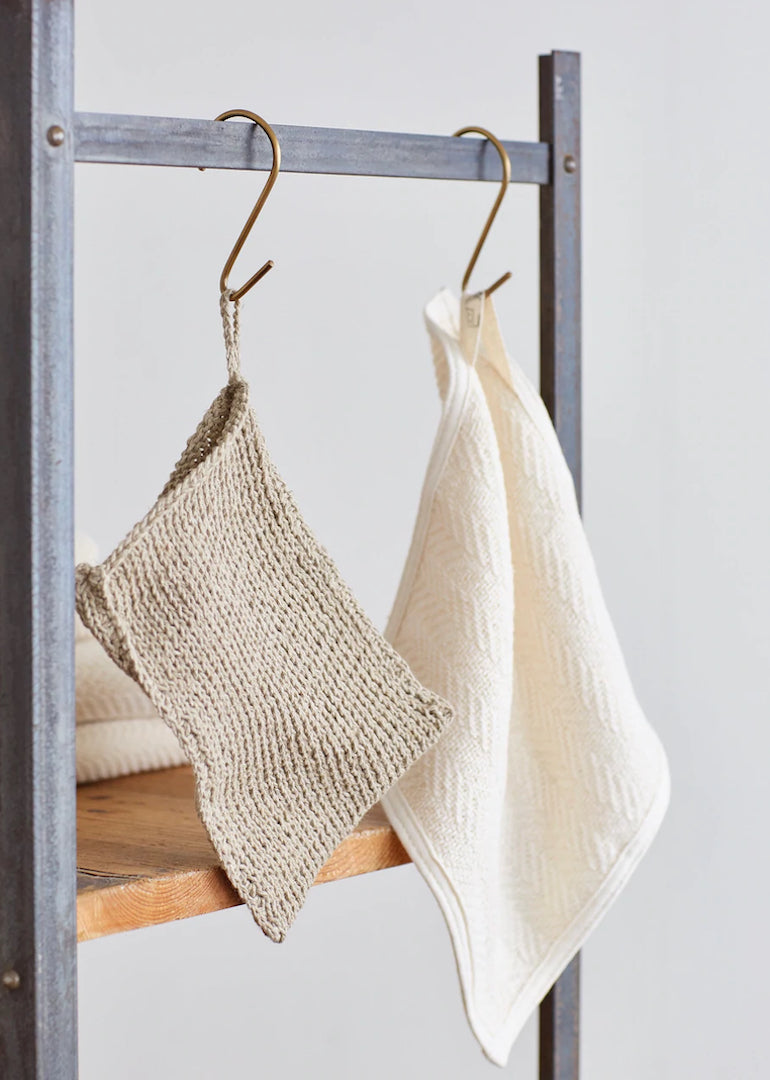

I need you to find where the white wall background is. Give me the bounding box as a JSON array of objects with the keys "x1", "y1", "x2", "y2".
[{"x1": 74, "y1": 1, "x2": 770, "y2": 1077}]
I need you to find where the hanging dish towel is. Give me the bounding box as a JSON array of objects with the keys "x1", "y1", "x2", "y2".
[
  {"x1": 381, "y1": 290, "x2": 670, "y2": 1066},
  {"x1": 75, "y1": 294, "x2": 453, "y2": 943},
  {"x1": 75, "y1": 534, "x2": 187, "y2": 784}
]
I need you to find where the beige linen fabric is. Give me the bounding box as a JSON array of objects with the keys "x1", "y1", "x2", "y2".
[
  {"x1": 382, "y1": 291, "x2": 669, "y2": 1065},
  {"x1": 76, "y1": 296, "x2": 453, "y2": 942},
  {"x1": 75, "y1": 534, "x2": 187, "y2": 784}
]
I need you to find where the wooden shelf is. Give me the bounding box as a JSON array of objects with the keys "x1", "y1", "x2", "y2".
[{"x1": 77, "y1": 766, "x2": 409, "y2": 943}]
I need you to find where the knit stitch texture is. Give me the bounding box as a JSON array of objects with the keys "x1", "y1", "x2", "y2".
[
  {"x1": 75, "y1": 534, "x2": 188, "y2": 784},
  {"x1": 75, "y1": 296, "x2": 453, "y2": 942},
  {"x1": 381, "y1": 291, "x2": 670, "y2": 1065}
]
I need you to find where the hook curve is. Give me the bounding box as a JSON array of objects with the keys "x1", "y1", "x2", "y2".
[
  {"x1": 214, "y1": 109, "x2": 281, "y2": 301},
  {"x1": 453, "y1": 126, "x2": 512, "y2": 298}
]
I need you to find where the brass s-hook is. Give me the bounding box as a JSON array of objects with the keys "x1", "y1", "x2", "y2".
[
  {"x1": 453, "y1": 126, "x2": 512, "y2": 298},
  {"x1": 212, "y1": 110, "x2": 281, "y2": 302}
]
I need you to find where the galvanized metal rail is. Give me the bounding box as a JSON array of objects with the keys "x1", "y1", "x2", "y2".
[
  {"x1": 74, "y1": 112, "x2": 550, "y2": 181},
  {"x1": 0, "y1": 3, "x2": 581, "y2": 1072}
]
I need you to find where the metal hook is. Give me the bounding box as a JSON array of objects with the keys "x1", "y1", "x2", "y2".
[
  {"x1": 453, "y1": 126, "x2": 512, "y2": 298},
  {"x1": 212, "y1": 109, "x2": 281, "y2": 301}
]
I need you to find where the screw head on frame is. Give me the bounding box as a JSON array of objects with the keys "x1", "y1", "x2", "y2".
[
  {"x1": 563, "y1": 154, "x2": 577, "y2": 174},
  {"x1": 47, "y1": 125, "x2": 65, "y2": 147}
]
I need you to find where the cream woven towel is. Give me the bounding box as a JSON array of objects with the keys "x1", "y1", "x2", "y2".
[
  {"x1": 75, "y1": 534, "x2": 187, "y2": 784},
  {"x1": 381, "y1": 290, "x2": 670, "y2": 1065},
  {"x1": 75, "y1": 294, "x2": 453, "y2": 942}
]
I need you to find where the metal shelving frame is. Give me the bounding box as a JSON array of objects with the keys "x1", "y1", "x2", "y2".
[{"x1": 0, "y1": 2, "x2": 581, "y2": 1075}]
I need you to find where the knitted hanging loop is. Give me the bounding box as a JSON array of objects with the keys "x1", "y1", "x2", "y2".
[
  {"x1": 220, "y1": 289, "x2": 242, "y2": 383},
  {"x1": 75, "y1": 297, "x2": 453, "y2": 941}
]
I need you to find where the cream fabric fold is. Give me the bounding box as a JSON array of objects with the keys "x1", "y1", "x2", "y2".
[
  {"x1": 382, "y1": 290, "x2": 669, "y2": 1065},
  {"x1": 75, "y1": 534, "x2": 187, "y2": 784}
]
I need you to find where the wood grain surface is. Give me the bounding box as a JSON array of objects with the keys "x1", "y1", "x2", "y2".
[{"x1": 77, "y1": 766, "x2": 409, "y2": 942}]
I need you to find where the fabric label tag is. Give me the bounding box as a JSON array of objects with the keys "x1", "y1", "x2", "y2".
[{"x1": 459, "y1": 293, "x2": 484, "y2": 367}]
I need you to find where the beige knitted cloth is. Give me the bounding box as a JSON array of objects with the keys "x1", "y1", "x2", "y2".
[
  {"x1": 75, "y1": 534, "x2": 188, "y2": 784},
  {"x1": 75, "y1": 294, "x2": 452, "y2": 942}
]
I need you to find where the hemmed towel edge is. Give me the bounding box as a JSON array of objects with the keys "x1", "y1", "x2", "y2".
[{"x1": 383, "y1": 746, "x2": 670, "y2": 1066}]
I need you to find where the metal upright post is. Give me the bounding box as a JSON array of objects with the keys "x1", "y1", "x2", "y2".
[
  {"x1": 0, "y1": 1, "x2": 78, "y2": 1077},
  {"x1": 537, "y1": 49, "x2": 582, "y2": 1080}
]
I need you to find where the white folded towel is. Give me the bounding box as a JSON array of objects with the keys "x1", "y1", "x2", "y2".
[
  {"x1": 382, "y1": 290, "x2": 670, "y2": 1066},
  {"x1": 75, "y1": 534, "x2": 187, "y2": 784}
]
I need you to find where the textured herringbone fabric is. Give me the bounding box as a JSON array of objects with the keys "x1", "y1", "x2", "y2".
[
  {"x1": 381, "y1": 290, "x2": 669, "y2": 1065},
  {"x1": 76, "y1": 294, "x2": 453, "y2": 942},
  {"x1": 75, "y1": 534, "x2": 187, "y2": 784}
]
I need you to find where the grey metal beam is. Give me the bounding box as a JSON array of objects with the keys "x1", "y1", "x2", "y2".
[
  {"x1": 538, "y1": 49, "x2": 582, "y2": 496},
  {"x1": 74, "y1": 112, "x2": 549, "y2": 183},
  {"x1": 539, "y1": 954, "x2": 581, "y2": 1080},
  {"x1": 537, "y1": 49, "x2": 582, "y2": 1080},
  {"x1": 0, "y1": 0, "x2": 77, "y2": 1077}
]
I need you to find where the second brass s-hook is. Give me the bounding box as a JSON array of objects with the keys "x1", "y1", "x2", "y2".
[{"x1": 453, "y1": 126, "x2": 512, "y2": 298}]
